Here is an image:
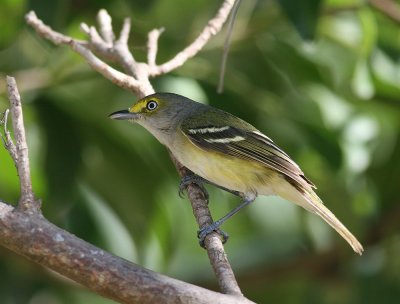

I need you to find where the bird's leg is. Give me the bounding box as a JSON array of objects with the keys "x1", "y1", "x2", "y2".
[
  {"x1": 198, "y1": 193, "x2": 257, "y2": 247},
  {"x1": 179, "y1": 175, "x2": 252, "y2": 247},
  {"x1": 179, "y1": 174, "x2": 233, "y2": 246}
]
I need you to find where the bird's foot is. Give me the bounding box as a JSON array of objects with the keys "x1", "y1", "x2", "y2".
[
  {"x1": 197, "y1": 222, "x2": 229, "y2": 248},
  {"x1": 179, "y1": 174, "x2": 209, "y2": 201}
]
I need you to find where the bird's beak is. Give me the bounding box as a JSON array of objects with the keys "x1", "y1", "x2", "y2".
[{"x1": 109, "y1": 109, "x2": 138, "y2": 120}]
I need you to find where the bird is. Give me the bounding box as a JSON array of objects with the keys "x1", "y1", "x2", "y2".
[{"x1": 109, "y1": 92, "x2": 363, "y2": 255}]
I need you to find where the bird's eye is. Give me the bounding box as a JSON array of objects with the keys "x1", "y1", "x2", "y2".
[{"x1": 146, "y1": 100, "x2": 158, "y2": 111}]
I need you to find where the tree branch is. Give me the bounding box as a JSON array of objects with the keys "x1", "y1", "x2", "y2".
[
  {"x1": 25, "y1": 11, "x2": 146, "y2": 96},
  {"x1": 170, "y1": 154, "x2": 242, "y2": 296},
  {"x1": 97, "y1": 9, "x2": 116, "y2": 45},
  {"x1": 19, "y1": 0, "x2": 246, "y2": 300},
  {"x1": 149, "y1": 0, "x2": 236, "y2": 76},
  {"x1": 3, "y1": 76, "x2": 39, "y2": 211},
  {"x1": 147, "y1": 28, "x2": 164, "y2": 69},
  {"x1": 0, "y1": 200, "x2": 252, "y2": 304}
]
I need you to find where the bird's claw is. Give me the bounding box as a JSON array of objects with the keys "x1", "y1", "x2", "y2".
[
  {"x1": 178, "y1": 175, "x2": 209, "y2": 201},
  {"x1": 178, "y1": 183, "x2": 186, "y2": 198},
  {"x1": 197, "y1": 223, "x2": 229, "y2": 248}
]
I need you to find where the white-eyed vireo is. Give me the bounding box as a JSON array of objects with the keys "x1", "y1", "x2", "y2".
[{"x1": 110, "y1": 92, "x2": 363, "y2": 255}]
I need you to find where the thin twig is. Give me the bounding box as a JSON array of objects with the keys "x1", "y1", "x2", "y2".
[
  {"x1": 80, "y1": 23, "x2": 113, "y2": 59},
  {"x1": 25, "y1": 11, "x2": 143, "y2": 94},
  {"x1": 25, "y1": 11, "x2": 86, "y2": 45},
  {"x1": 149, "y1": 0, "x2": 236, "y2": 76},
  {"x1": 69, "y1": 41, "x2": 143, "y2": 93},
  {"x1": 147, "y1": 28, "x2": 165, "y2": 68},
  {"x1": 97, "y1": 9, "x2": 115, "y2": 45},
  {"x1": 217, "y1": 0, "x2": 241, "y2": 93},
  {"x1": 95, "y1": 10, "x2": 139, "y2": 78},
  {"x1": 82, "y1": 10, "x2": 152, "y2": 95},
  {"x1": 119, "y1": 17, "x2": 131, "y2": 45},
  {"x1": 5, "y1": 76, "x2": 39, "y2": 211}
]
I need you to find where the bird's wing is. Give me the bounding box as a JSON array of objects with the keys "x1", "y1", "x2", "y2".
[{"x1": 180, "y1": 112, "x2": 314, "y2": 190}]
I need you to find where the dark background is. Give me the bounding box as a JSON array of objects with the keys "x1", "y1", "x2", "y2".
[{"x1": 1, "y1": 0, "x2": 400, "y2": 303}]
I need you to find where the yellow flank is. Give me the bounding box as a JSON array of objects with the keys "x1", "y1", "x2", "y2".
[{"x1": 173, "y1": 132, "x2": 278, "y2": 196}]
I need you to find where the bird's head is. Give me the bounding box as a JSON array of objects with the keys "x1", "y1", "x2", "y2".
[{"x1": 109, "y1": 92, "x2": 198, "y2": 145}]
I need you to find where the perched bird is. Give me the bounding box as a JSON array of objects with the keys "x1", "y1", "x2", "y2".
[{"x1": 110, "y1": 92, "x2": 363, "y2": 254}]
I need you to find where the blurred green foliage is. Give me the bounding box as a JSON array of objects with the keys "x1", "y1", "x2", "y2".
[{"x1": 1, "y1": 0, "x2": 400, "y2": 303}]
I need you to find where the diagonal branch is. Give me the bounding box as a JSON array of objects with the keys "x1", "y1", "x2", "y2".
[
  {"x1": 69, "y1": 41, "x2": 144, "y2": 93},
  {"x1": 149, "y1": 0, "x2": 236, "y2": 76},
  {"x1": 25, "y1": 11, "x2": 144, "y2": 95},
  {"x1": 170, "y1": 155, "x2": 242, "y2": 296},
  {"x1": 0, "y1": 200, "x2": 253, "y2": 304},
  {"x1": 24, "y1": 1, "x2": 243, "y2": 297}
]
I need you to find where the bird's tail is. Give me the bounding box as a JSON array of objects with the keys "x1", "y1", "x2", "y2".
[
  {"x1": 279, "y1": 186, "x2": 364, "y2": 255},
  {"x1": 303, "y1": 190, "x2": 363, "y2": 255}
]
